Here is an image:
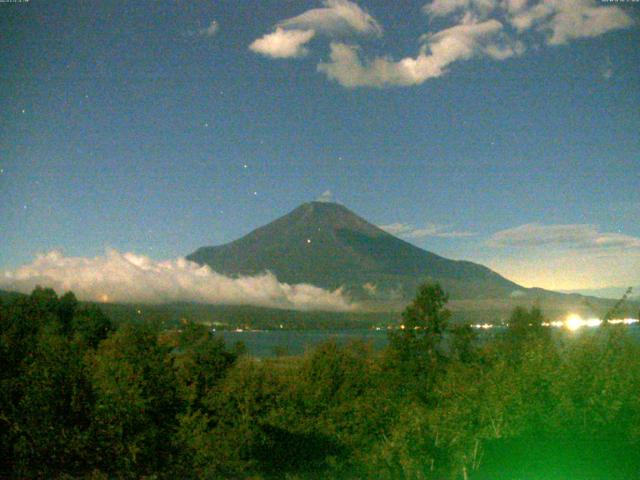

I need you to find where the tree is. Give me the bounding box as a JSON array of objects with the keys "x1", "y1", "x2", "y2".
[
  {"x1": 504, "y1": 305, "x2": 549, "y2": 349},
  {"x1": 57, "y1": 291, "x2": 78, "y2": 336},
  {"x1": 71, "y1": 305, "x2": 114, "y2": 349},
  {"x1": 450, "y1": 323, "x2": 478, "y2": 364},
  {"x1": 10, "y1": 326, "x2": 93, "y2": 477},
  {"x1": 1, "y1": 288, "x2": 96, "y2": 477},
  {"x1": 88, "y1": 322, "x2": 181, "y2": 477},
  {"x1": 387, "y1": 282, "x2": 452, "y2": 392},
  {"x1": 173, "y1": 321, "x2": 236, "y2": 409}
]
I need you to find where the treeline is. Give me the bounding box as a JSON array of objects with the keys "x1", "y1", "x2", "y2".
[
  {"x1": 97, "y1": 302, "x2": 397, "y2": 331},
  {"x1": 1, "y1": 285, "x2": 640, "y2": 479}
]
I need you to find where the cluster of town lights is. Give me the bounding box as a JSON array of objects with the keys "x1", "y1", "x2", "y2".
[
  {"x1": 559, "y1": 314, "x2": 638, "y2": 331},
  {"x1": 465, "y1": 315, "x2": 638, "y2": 331},
  {"x1": 560, "y1": 314, "x2": 602, "y2": 331}
]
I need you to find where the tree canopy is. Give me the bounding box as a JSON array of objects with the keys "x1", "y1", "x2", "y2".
[{"x1": 1, "y1": 284, "x2": 639, "y2": 479}]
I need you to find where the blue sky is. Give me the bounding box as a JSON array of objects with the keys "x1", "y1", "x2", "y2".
[{"x1": 1, "y1": 0, "x2": 639, "y2": 293}]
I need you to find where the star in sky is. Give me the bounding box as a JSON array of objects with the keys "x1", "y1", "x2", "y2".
[{"x1": 0, "y1": 0, "x2": 638, "y2": 291}]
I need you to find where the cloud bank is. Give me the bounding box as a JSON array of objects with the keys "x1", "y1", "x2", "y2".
[
  {"x1": 250, "y1": 0, "x2": 633, "y2": 87},
  {"x1": 507, "y1": 0, "x2": 633, "y2": 45},
  {"x1": 279, "y1": 0, "x2": 382, "y2": 36},
  {"x1": 249, "y1": 0, "x2": 381, "y2": 60},
  {"x1": 484, "y1": 223, "x2": 640, "y2": 290},
  {"x1": 423, "y1": 0, "x2": 633, "y2": 44},
  {"x1": 318, "y1": 17, "x2": 522, "y2": 87},
  {"x1": 381, "y1": 222, "x2": 476, "y2": 239},
  {"x1": 487, "y1": 223, "x2": 640, "y2": 250},
  {"x1": 0, "y1": 250, "x2": 356, "y2": 312}
]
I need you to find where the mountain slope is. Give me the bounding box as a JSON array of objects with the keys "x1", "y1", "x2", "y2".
[{"x1": 187, "y1": 202, "x2": 521, "y2": 301}]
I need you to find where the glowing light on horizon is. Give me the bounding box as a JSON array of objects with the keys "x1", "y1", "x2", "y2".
[
  {"x1": 472, "y1": 323, "x2": 494, "y2": 329},
  {"x1": 564, "y1": 313, "x2": 603, "y2": 331},
  {"x1": 565, "y1": 314, "x2": 584, "y2": 331},
  {"x1": 610, "y1": 318, "x2": 639, "y2": 325},
  {"x1": 544, "y1": 321, "x2": 565, "y2": 328},
  {"x1": 585, "y1": 318, "x2": 602, "y2": 328}
]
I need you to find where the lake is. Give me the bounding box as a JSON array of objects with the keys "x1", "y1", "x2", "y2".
[
  {"x1": 220, "y1": 329, "x2": 390, "y2": 357},
  {"x1": 221, "y1": 325, "x2": 640, "y2": 358}
]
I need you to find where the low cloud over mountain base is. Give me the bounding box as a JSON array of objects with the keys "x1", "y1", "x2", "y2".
[{"x1": 0, "y1": 250, "x2": 356, "y2": 312}]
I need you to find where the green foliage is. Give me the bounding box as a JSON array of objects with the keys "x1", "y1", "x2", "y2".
[
  {"x1": 173, "y1": 321, "x2": 237, "y2": 409},
  {"x1": 387, "y1": 282, "x2": 452, "y2": 398},
  {"x1": 508, "y1": 304, "x2": 538, "y2": 332},
  {"x1": 11, "y1": 326, "x2": 93, "y2": 477},
  {"x1": 505, "y1": 305, "x2": 548, "y2": 344},
  {"x1": 295, "y1": 340, "x2": 389, "y2": 450},
  {"x1": 0, "y1": 288, "x2": 106, "y2": 477},
  {"x1": 1, "y1": 286, "x2": 640, "y2": 479},
  {"x1": 57, "y1": 291, "x2": 79, "y2": 335},
  {"x1": 71, "y1": 305, "x2": 114, "y2": 348},
  {"x1": 185, "y1": 356, "x2": 287, "y2": 477},
  {"x1": 450, "y1": 324, "x2": 478, "y2": 364},
  {"x1": 88, "y1": 322, "x2": 182, "y2": 477}
]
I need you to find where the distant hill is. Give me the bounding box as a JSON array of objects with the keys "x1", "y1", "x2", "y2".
[
  {"x1": 560, "y1": 286, "x2": 638, "y2": 300},
  {"x1": 187, "y1": 201, "x2": 524, "y2": 303}
]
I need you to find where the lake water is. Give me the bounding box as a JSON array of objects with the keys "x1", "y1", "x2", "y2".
[
  {"x1": 221, "y1": 326, "x2": 640, "y2": 358},
  {"x1": 220, "y1": 329, "x2": 390, "y2": 357}
]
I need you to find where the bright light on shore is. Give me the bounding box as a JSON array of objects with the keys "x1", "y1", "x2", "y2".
[
  {"x1": 610, "y1": 318, "x2": 639, "y2": 326},
  {"x1": 564, "y1": 313, "x2": 603, "y2": 331},
  {"x1": 472, "y1": 323, "x2": 494, "y2": 329},
  {"x1": 545, "y1": 321, "x2": 565, "y2": 328},
  {"x1": 565, "y1": 314, "x2": 584, "y2": 331},
  {"x1": 464, "y1": 316, "x2": 637, "y2": 332}
]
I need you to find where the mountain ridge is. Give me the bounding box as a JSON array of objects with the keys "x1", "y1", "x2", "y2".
[{"x1": 187, "y1": 201, "x2": 522, "y2": 301}]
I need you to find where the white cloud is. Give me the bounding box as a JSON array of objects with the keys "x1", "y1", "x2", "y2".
[
  {"x1": 247, "y1": 0, "x2": 632, "y2": 87},
  {"x1": 504, "y1": 0, "x2": 633, "y2": 43},
  {"x1": 380, "y1": 222, "x2": 476, "y2": 239},
  {"x1": 509, "y1": 3, "x2": 556, "y2": 31},
  {"x1": 318, "y1": 18, "x2": 523, "y2": 87},
  {"x1": 249, "y1": 1, "x2": 380, "y2": 61},
  {"x1": 0, "y1": 250, "x2": 356, "y2": 312},
  {"x1": 538, "y1": 0, "x2": 634, "y2": 45},
  {"x1": 504, "y1": 0, "x2": 529, "y2": 14},
  {"x1": 423, "y1": 0, "x2": 634, "y2": 42},
  {"x1": 314, "y1": 0, "x2": 632, "y2": 88},
  {"x1": 199, "y1": 20, "x2": 219, "y2": 37},
  {"x1": 423, "y1": 0, "x2": 499, "y2": 18},
  {"x1": 279, "y1": 0, "x2": 382, "y2": 36},
  {"x1": 481, "y1": 223, "x2": 640, "y2": 290},
  {"x1": 487, "y1": 223, "x2": 640, "y2": 250},
  {"x1": 317, "y1": 190, "x2": 334, "y2": 202},
  {"x1": 425, "y1": 17, "x2": 523, "y2": 60},
  {"x1": 249, "y1": 28, "x2": 316, "y2": 58}
]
